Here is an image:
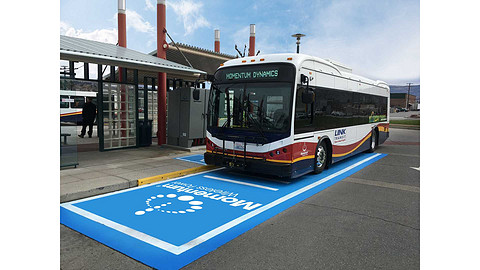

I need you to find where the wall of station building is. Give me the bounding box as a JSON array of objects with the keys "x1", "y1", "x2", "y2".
[{"x1": 390, "y1": 93, "x2": 417, "y2": 109}]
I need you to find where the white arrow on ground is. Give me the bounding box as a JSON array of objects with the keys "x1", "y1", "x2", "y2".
[{"x1": 410, "y1": 167, "x2": 420, "y2": 171}]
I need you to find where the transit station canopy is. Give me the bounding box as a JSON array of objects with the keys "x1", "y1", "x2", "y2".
[
  {"x1": 150, "y1": 43, "x2": 236, "y2": 76},
  {"x1": 60, "y1": 35, "x2": 206, "y2": 77}
]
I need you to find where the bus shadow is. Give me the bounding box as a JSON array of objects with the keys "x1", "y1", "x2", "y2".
[
  {"x1": 218, "y1": 152, "x2": 380, "y2": 187},
  {"x1": 220, "y1": 168, "x2": 307, "y2": 186}
]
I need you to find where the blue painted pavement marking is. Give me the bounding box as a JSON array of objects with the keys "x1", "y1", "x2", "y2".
[
  {"x1": 61, "y1": 153, "x2": 386, "y2": 270},
  {"x1": 174, "y1": 154, "x2": 206, "y2": 165}
]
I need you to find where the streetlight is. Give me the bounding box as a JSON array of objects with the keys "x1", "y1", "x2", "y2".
[
  {"x1": 291, "y1": 33, "x2": 305, "y2": 53},
  {"x1": 406, "y1": 83, "x2": 412, "y2": 110}
]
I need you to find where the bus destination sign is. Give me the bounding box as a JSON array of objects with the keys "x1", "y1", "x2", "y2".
[
  {"x1": 215, "y1": 63, "x2": 295, "y2": 83},
  {"x1": 225, "y1": 69, "x2": 279, "y2": 80}
]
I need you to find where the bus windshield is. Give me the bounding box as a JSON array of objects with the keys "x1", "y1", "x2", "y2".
[{"x1": 208, "y1": 82, "x2": 293, "y2": 134}]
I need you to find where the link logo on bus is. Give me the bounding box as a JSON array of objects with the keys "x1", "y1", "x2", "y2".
[{"x1": 334, "y1": 129, "x2": 347, "y2": 142}]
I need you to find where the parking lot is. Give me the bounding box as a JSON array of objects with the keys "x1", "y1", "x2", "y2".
[{"x1": 61, "y1": 127, "x2": 420, "y2": 270}]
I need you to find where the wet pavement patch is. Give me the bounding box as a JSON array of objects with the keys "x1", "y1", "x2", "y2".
[{"x1": 61, "y1": 153, "x2": 386, "y2": 269}]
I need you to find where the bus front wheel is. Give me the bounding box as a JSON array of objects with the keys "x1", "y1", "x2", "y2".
[
  {"x1": 368, "y1": 129, "x2": 378, "y2": 153},
  {"x1": 314, "y1": 141, "x2": 328, "y2": 174}
]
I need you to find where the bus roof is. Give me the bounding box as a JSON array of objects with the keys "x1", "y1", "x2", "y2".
[{"x1": 220, "y1": 53, "x2": 388, "y2": 88}]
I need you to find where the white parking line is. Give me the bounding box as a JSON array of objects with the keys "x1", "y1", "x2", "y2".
[
  {"x1": 62, "y1": 154, "x2": 381, "y2": 256},
  {"x1": 175, "y1": 157, "x2": 206, "y2": 165},
  {"x1": 62, "y1": 204, "x2": 182, "y2": 254},
  {"x1": 181, "y1": 153, "x2": 382, "y2": 253},
  {"x1": 203, "y1": 175, "x2": 279, "y2": 191}
]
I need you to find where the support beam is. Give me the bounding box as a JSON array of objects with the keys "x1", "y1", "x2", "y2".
[
  {"x1": 118, "y1": 0, "x2": 127, "y2": 48},
  {"x1": 157, "y1": 0, "x2": 168, "y2": 145},
  {"x1": 118, "y1": 0, "x2": 127, "y2": 137}
]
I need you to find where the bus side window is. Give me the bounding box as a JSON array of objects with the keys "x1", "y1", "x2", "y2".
[
  {"x1": 294, "y1": 86, "x2": 314, "y2": 134},
  {"x1": 71, "y1": 96, "x2": 85, "y2": 108},
  {"x1": 60, "y1": 95, "x2": 69, "y2": 108}
]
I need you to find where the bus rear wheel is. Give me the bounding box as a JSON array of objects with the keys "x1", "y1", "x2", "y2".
[{"x1": 314, "y1": 141, "x2": 328, "y2": 174}]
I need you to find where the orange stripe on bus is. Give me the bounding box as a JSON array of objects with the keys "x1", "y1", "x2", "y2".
[{"x1": 332, "y1": 133, "x2": 371, "y2": 158}]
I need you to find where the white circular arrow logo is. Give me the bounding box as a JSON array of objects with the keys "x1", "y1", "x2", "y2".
[{"x1": 134, "y1": 193, "x2": 204, "y2": 216}]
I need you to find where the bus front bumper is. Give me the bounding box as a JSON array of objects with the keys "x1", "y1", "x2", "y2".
[{"x1": 204, "y1": 152, "x2": 292, "y2": 178}]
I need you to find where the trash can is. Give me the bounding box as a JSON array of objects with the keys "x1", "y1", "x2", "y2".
[{"x1": 139, "y1": 120, "x2": 153, "y2": 147}]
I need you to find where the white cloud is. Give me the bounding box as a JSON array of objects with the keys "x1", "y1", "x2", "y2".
[
  {"x1": 168, "y1": 0, "x2": 210, "y2": 36},
  {"x1": 145, "y1": 0, "x2": 155, "y2": 11},
  {"x1": 112, "y1": 10, "x2": 155, "y2": 34},
  {"x1": 60, "y1": 21, "x2": 117, "y2": 44},
  {"x1": 125, "y1": 10, "x2": 155, "y2": 34},
  {"x1": 300, "y1": 1, "x2": 420, "y2": 84}
]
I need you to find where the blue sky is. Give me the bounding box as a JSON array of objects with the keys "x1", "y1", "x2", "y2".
[{"x1": 60, "y1": 0, "x2": 419, "y2": 84}]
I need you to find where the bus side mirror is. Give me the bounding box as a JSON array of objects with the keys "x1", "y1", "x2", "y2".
[
  {"x1": 206, "y1": 74, "x2": 215, "y2": 82},
  {"x1": 300, "y1": 74, "x2": 309, "y2": 85},
  {"x1": 301, "y1": 88, "x2": 315, "y2": 104},
  {"x1": 193, "y1": 88, "x2": 200, "y2": 101}
]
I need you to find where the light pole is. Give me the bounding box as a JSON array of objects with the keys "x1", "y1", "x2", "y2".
[
  {"x1": 406, "y1": 83, "x2": 412, "y2": 110},
  {"x1": 291, "y1": 33, "x2": 305, "y2": 53}
]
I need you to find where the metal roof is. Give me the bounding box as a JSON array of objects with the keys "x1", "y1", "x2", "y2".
[
  {"x1": 60, "y1": 35, "x2": 206, "y2": 77},
  {"x1": 149, "y1": 43, "x2": 236, "y2": 75}
]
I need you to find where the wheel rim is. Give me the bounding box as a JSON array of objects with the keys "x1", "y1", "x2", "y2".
[
  {"x1": 317, "y1": 145, "x2": 326, "y2": 167},
  {"x1": 371, "y1": 131, "x2": 376, "y2": 149}
]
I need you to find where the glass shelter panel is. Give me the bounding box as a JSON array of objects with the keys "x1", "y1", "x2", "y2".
[
  {"x1": 148, "y1": 90, "x2": 158, "y2": 138},
  {"x1": 102, "y1": 83, "x2": 137, "y2": 150}
]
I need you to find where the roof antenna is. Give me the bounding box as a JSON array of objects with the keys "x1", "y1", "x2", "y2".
[{"x1": 235, "y1": 44, "x2": 245, "y2": 57}]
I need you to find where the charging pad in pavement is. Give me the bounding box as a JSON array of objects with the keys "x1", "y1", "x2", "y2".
[{"x1": 61, "y1": 152, "x2": 386, "y2": 269}]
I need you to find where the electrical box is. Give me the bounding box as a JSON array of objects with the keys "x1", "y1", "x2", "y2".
[{"x1": 167, "y1": 87, "x2": 210, "y2": 148}]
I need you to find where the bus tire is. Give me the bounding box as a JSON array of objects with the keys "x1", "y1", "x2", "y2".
[
  {"x1": 314, "y1": 140, "x2": 328, "y2": 174},
  {"x1": 368, "y1": 128, "x2": 378, "y2": 153}
]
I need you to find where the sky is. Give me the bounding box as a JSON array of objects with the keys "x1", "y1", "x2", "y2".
[{"x1": 60, "y1": 0, "x2": 420, "y2": 84}]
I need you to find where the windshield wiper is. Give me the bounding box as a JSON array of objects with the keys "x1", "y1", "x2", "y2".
[{"x1": 222, "y1": 87, "x2": 231, "y2": 128}]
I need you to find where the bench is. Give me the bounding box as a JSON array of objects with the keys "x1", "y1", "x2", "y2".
[{"x1": 60, "y1": 133, "x2": 71, "y2": 144}]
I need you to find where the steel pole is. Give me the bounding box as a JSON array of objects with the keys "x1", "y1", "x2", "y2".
[
  {"x1": 157, "y1": 0, "x2": 167, "y2": 145},
  {"x1": 118, "y1": 0, "x2": 127, "y2": 137}
]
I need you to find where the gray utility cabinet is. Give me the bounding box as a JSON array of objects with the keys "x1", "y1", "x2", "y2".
[{"x1": 167, "y1": 87, "x2": 210, "y2": 148}]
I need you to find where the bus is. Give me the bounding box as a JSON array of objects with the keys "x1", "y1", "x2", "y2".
[
  {"x1": 60, "y1": 90, "x2": 97, "y2": 124},
  {"x1": 204, "y1": 53, "x2": 389, "y2": 178}
]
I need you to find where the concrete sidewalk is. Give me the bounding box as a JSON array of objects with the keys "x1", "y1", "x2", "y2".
[{"x1": 60, "y1": 145, "x2": 206, "y2": 203}]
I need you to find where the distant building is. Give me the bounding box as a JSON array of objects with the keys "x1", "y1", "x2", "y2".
[{"x1": 390, "y1": 93, "x2": 419, "y2": 110}]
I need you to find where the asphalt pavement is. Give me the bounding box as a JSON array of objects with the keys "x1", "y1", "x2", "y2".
[{"x1": 60, "y1": 127, "x2": 420, "y2": 270}]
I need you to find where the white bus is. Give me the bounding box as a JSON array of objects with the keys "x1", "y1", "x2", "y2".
[
  {"x1": 60, "y1": 90, "x2": 97, "y2": 124},
  {"x1": 204, "y1": 53, "x2": 389, "y2": 178}
]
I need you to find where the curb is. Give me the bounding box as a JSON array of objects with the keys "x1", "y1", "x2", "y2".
[
  {"x1": 160, "y1": 144, "x2": 206, "y2": 152},
  {"x1": 60, "y1": 179, "x2": 137, "y2": 203},
  {"x1": 390, "y1": 124, "x2": 420, "y2": 130},
  {"x1": 138, "y1": 165, "x2": 217, "y2": 186}
]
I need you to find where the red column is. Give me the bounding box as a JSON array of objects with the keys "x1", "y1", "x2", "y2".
[
  {"x1": 157, "y1": 0, "x2": 168, "y2": 145},
  {"x1": 214, "y1": 29, "x2": 220, "y2": 53},
  {"x1": 248, "y1": 24, "x2": 255, "y2": 56},
  {"x1": 118, "y1": 0, "x2": 127, "y2": 137},
  {"x1": 118, "y1": 0, "x2": 127, "y2": 48}
]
